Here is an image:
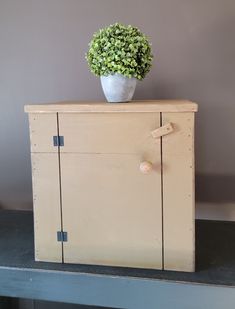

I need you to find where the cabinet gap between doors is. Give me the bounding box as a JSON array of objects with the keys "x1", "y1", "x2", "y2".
[
  {"x1": 160, "y1": 112, "x2": 164, "y2": 270},
  {"x1": 56, "y1": 112, "x2": 65, "y2": 263}
]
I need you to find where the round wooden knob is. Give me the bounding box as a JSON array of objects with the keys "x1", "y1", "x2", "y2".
[{"x1": 139, "y1": 161, "x2": 153, "y2": 174}]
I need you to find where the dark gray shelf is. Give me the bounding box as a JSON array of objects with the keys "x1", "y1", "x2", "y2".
[{"x1": 0, "y1": 210, "x2": 235, "y2": 309}]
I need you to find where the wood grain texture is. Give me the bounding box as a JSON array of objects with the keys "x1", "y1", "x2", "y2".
[
  {"x1": 31, "y1": 153, "x2": 62, "y2": 262},
  {"x1": 28, "y1": 113, "x2": 58, "y2": 153},
  {"x1": 24, "y1": 100, "x2": 198, "y2": 113},
  {"x1": 61, "y1": 152, "x2": 162, "y2": 269},
  {"x1": 162, "y1": 112, "x2": 195, "y2": 272},
  {"x1": 58, "y1": 113, "x2": 160, "y2": 154}
]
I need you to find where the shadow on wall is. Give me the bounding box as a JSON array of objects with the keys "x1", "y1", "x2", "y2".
[{"x1": 196, "y1": 174, "x2": 235, "y2": 203}]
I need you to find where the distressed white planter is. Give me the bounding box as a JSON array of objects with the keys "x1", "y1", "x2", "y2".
[{"x1": 100, "y1": 73, "x2": 137, "y2": 103}]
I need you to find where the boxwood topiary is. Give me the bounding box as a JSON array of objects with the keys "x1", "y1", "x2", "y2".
[{"x1": 86, "y1": 23, "x2": 153, "y2": 80}]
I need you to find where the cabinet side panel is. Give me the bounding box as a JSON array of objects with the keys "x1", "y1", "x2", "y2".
[
  {"x1": 28, "y1": 113, "x2": 58, "y2": 153},
  {"x1": 162, "y1": 112, "x2": 195, "y2": 272},
  {"x1": 31, "y1": 153, "x2": 62, "y2": 262}
]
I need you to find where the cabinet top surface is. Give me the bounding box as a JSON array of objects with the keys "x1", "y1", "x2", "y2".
[{"x1": 24, "y1": 100, "x2": 198, "y2": 113}]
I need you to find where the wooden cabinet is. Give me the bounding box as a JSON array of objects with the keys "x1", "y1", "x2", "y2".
[{"x1": 25, "y1": 100, "x2": 198, "y2": 272}]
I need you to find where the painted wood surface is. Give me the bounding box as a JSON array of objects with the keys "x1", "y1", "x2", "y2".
[
  {"x1": 25, "y1": 101, "x2": 198, "y2": 271},
  {"x1": 151, "y1": 122, "x2": 174, "y2": 139},
  {"x1": 162, "y1": 112, "x2": 195, "y2": 271},
  {"x1": 24, "y1": 100, "x2": 198, "y2": 113},
  {"x1": 61, "y1": 153, "x2": 162, "y2": 269},
  {"x1": 28, "y1": 113, "x2": 58, "y2": 153},
  {"x1": 58, "y1": 112, "x2": 160, "y2": 154},
  {"x1": 31, "y1": 153, "x2": 62, "y2": 262}
]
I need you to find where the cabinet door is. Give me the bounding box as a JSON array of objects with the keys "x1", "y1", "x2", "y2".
[{"x1": 59, "y1": 113, "x2": 162, "y2": 269}]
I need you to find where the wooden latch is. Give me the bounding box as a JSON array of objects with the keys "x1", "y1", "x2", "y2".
[{"x1": 151, "y1": 122, "x2": 174, "y2": 139}]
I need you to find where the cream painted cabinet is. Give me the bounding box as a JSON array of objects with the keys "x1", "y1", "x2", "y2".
[{"x1": 25, "y1": 100, "x2": 198, "y2": 272}]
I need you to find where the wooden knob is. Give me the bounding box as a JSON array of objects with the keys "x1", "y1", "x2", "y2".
[{"x1": 139, "y1": 161, "x2": 153, "y2": 174}]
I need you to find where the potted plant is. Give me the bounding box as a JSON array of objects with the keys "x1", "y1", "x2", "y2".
[{"x1": 86, "y1": 23, "x2": 153, "y2": 103}]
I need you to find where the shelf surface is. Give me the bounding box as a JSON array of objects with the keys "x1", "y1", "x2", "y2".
[
  {"x1": 0, "y1": 210, "x2": 235, "y2": 308},
  {"x1": 24, "y1": 100, "x2": 198, "y2": 113}
]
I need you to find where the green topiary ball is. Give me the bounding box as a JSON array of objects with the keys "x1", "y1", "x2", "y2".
[{"x1": 86, "y1": 23, "x2": 153, "y2": 80}]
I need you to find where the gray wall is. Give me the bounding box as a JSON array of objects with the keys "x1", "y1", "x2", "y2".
[{"x1": 0, "y1": 0, "x2": 235, "y2": 216}]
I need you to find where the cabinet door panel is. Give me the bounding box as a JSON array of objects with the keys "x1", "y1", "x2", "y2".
[
  {"x1": 61, "y1": 152, "x2": 162, "y2": 269},
  {"x1": 31, "y1": 153, "x2": 62, "y2": 262},
  {"x1": 162, "y1": 112, "x2": 195, "y2": 272},
  {"x1": 29, "y1": 113, "x2": 58, "y2": 153},
  {"x1": 58, "y1": 113, "x2": 159, "y2": 154}
]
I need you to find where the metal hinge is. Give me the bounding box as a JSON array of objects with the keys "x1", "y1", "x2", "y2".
[
  {"x1": 57, "y1": 231, "x2": 68, "y2": 242},
  {"x1": 53, "y1": 135, "x2": 64, "y2": 146}
]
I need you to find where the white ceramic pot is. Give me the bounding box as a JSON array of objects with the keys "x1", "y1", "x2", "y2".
[{"x1": 100, "y1": 73, "x2": 137, "y2": 103}]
